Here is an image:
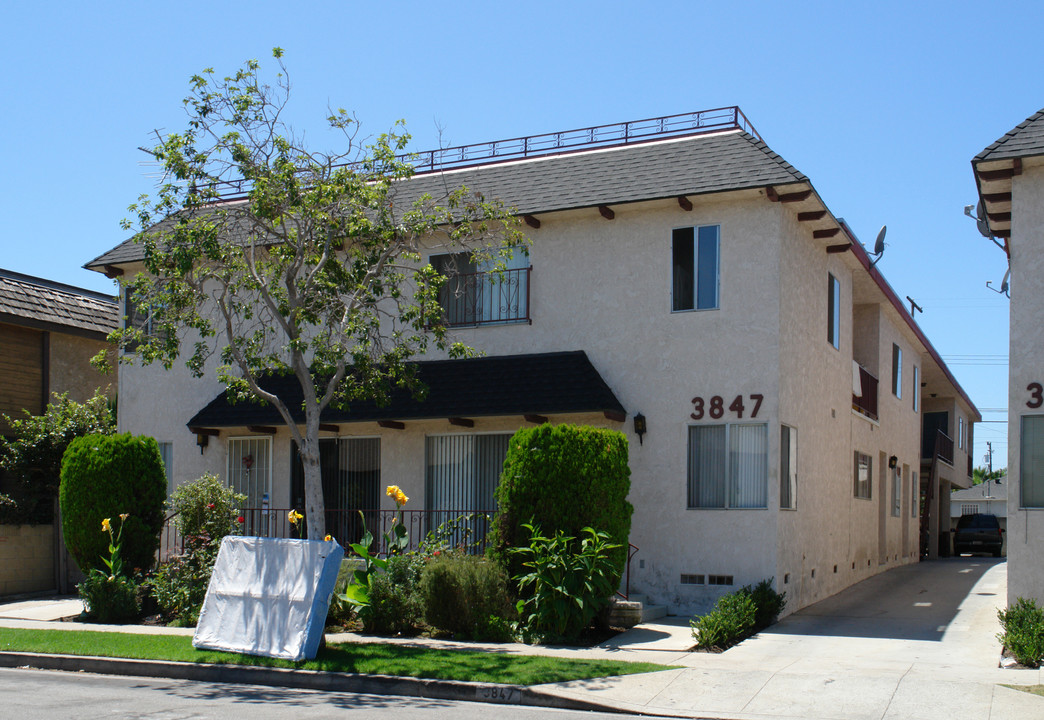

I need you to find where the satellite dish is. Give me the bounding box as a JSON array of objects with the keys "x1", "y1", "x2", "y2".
[
  {"x1": 1001, "y1": 268, "x2": 1010, "y2": 294},
  {"x1": 873, "y1": 226, "x2": 887, "y2": 255},
  {"x1": 975, "y1": 200, "x2": 991, "y2": 238}
]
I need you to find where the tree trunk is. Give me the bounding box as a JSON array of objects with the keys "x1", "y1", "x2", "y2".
[{"x1": 300, "y1": 438, "x2": 326, "y2": 540}]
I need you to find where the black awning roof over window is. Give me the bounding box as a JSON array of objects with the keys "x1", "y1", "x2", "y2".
[{"x1": 186, "y1": 350, "x2": 626, "y2": 429}]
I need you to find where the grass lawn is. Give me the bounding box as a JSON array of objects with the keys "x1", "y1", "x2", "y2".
[
  {"x1": 1003, "y1": 684, "x2": 1044, "y2": 697},
  {"x1": 0, "y1": 628, "x2": 671, "y2": 686}
]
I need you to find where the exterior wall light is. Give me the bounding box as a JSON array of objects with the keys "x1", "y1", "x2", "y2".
[
  {"x1": 633, "y1": 412, "x2": 647, "y2": 445},
  {"x1": 196, "y1": 433, "x2": 209, "y2": 454},
  {"x1": 888, "y1": 455, "x2": 898, "y2": 469}
]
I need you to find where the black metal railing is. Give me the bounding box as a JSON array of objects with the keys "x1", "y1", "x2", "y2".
[
  {"x1": 440, "y1": 267, "x2": 531, "y2": 327},
  {"x1": 206, "y1": 107, "x2": 759, "y2": 199},
  {"x1": 852, "y1": 365, "x2": 879, "y2": 420}
]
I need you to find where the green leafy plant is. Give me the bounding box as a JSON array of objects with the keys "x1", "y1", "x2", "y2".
[
  {"x1": 690, "y1": 579, "x2": 786, "y2": 650},
  {"x1": 59, "y1": 433, "x2": 166, "y2": 574},
  {"x1": 420, "y1": 552, "x2": 515, "y2": 639},
  {"x1": 339, "y1": 486, "x2": 411, "y2": 615},
  {"x1": 366, "y1": 554, "x2": 426, "y2": 636},
  {"x1": 0, "y1": 390, "x2": 114, "y2": 525},
  {"x1": 78, "y1": 514, "x2": 140, "y2": 623},
  {"x1": 998, "y1": 597, "x2": 1044, "y2": 668},
  {"x1": 148, "y1": 473, "x2": 246, "y2": 625},
  {"x1": 511, "y1": 522, "x2": 620, "y2": 642},
  {"x1": 490, "y1": 425, "x2": 632, "y2": 587}
]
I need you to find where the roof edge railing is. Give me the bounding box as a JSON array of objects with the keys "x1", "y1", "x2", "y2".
[{"x1": 207, "y1": 106, "x2": 759, "y2": 200}]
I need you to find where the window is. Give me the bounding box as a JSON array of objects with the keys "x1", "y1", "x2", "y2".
[
  {"x1": 672, "y1": 225, "x2": 720, "y2": 311},
  {"x1": 158, "y1": 442, "x2": 174, "y2": 497},
  {"x1": 426, "y1": 433, "x2": 510, "y2": 546},
  {"x1": 854, "y1": 451, "x2": 872, "y2": 499},
  {"x1": 892, "y1": 468, "x2": 901, "y2": 517},
  {"x1": 228, "y1": 436, "x2": 272, "y2": 535},
  {"x1": 911, "y1": 470, "x2": 918, "y2": 518},
  {"x1": 122, "y1": 290, "x2": 165, "y2": 352},
  {"x1": 892, "y1": 344, "x2": 902, "y2": 398},
  {"x1": 958, "y1": 416, "x2": 965, "y2": 449},
  {"x1": 828, "y1": 273, "x2": 840, "y2": 349},
  {"x1": 687, "y1": 423, "x2": 768, "y2": 509},
  {"x1": 1020, "y1": 415, "x2": 1044, "y2": 507},
  {"x1": 912, "y1": 366, "x2": 920, "y2": 412},
  {"x1": 290, "y1": 437, "x2": 380, "y2": 543},
  {"x1": 430, "y1": 249, "x2": 529, "y2": 326},
  {"x1": 780, "y1": 425, "x2": 797, "y2": 509}
]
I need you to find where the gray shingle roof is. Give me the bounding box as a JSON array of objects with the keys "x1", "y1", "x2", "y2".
[
  {"x1": 86, "y1": 130, "x2": 807, "y2": 270},
  {"x1": 0, "y1": 269, "x2": 118, "y2": 337},
  {"x1": 975, "y1": 108, "x2": 1044, "y2": 162}
]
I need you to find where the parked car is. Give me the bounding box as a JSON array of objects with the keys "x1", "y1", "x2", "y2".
[{"x1": 952, "y1": 513, "x2": 1004, "y2": 557}]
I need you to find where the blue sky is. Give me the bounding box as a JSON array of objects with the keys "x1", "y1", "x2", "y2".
[{"x1": 1, "y1": 1, "x2": 1032, "y2": 466}]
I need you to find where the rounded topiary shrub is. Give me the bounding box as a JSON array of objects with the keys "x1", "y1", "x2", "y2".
[
  {"x1": 489, "y1": 424, "x2": 632, "y2": 587},
  {"x1": 59, "y1": 433, "x2": 167, "y2": 574}
]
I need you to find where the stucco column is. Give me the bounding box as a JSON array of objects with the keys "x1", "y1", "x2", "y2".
[
  {"x1": 927, "y1": 480, "x2": 940, "y2": 560},
  {"x1": 938, "y1": 483, "x2": 952, "y2": 557}
]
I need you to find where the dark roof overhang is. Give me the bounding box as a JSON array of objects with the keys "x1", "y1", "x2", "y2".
[{"x1": 187, "y1": 350, "x2": 627, "y2": 432}]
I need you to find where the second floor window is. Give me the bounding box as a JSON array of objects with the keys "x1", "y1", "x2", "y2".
[
  {"x1": 828, "y1": 273, "x2": 840, "y2": 349},
  {"x1": 430, "y1": 249, "x2": 530, "y2": 327},
  {"x1": 892, "y1": 344, "x2": 902, "y2": 398},
  {"x1": 672, "y1": 225, "x2": 720, "y2": 311}
]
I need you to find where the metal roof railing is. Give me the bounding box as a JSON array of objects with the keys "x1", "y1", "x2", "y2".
[{"x1": 206, "y1": 106, "x2": 758, "y2": 200}]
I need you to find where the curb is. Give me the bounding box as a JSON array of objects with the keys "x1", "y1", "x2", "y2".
[{"x1": 0, "y1": 652, "x2": 626, "y2": 714}]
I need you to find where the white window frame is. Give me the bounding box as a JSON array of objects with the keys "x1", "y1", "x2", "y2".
[
  {"x1": 1020, "y1": 415, "x2": 1044, "y2": 508},
  {"x1": 892, "y1": 344, "x2": 902, "y2": 399},
  {"x1": 672, "y1": 224, "x2": 720, "y2": 312},
  {"x1": 912, "y1": 366, "x2": 920, "y2": 412},
  {"x1": 958, "y1": 416, "x2": 965, "y2": 450},
  {"x1": 227, "y1": 436, "x2": 273, "y2": 509},
  {"x1": 687, "y1": 423, "x2": 768, "y2": 510},
  {"x1": 854, "y1": 451, "x2": 872, "y2": 500},
  {"x1": 828, "y1": 273, "x2": 841, "y2": 349}
]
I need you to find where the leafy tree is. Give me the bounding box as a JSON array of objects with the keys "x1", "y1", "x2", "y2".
[
  {"x1": 0, "y1": 390, "x2": 115, "y2": 525},
  {"x1": 972, "y1": 466, "x2": 1005, "y2": 486},
  {"x1": 108, "y1": 49, "x2": 525, "y2": 539}
]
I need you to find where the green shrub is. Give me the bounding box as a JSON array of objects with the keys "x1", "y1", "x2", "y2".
[
  {"x1": 60, "y1": 433, "x2": 166, "y2": 574},
  {"x1": 78, "y1": 572, "x2": 140, "y2": 623},
  {"x1": 420, "y1": 552, "x2": 515, "y2": 639},
  {"x1": 512, "y1": 523, "x2": 620, "y2": 642},
  {"x1": 490, "y1": 424, "x2": 632, "y2": 587},
  {"x1": 0, "y1": 390, "x2": 114, "y2": 525},
  {"x1": 998, "y1": 597, "x2": 1044, "y2": 668},
  {"x1": 366, "y1": 554, "x2": 425, "y2": 636},
  {"x1": 148, "y1": 473, "x2": 246, "y2": 625},
  {"x1": 691, "y1": 578, "x2": 786, "y2": 650}
]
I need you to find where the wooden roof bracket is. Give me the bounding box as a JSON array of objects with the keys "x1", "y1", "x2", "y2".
[
  {"x1": 524, "y1": 413, "x2": 548, "y2": 424},
  {"x1": 598, "y1": 205, "x2": 615, "y2": 220},
  {"x1": 678, "y1": 196, "x2": 693, "y2": 211},
  {"x1": 378, "y1": 420, "x2": 405, "y2": 430},
  {"x1": 523, "y1": 215, "x2": 541, "y2": 229},
  {"x1": 448, "y1": 417, "x2": 475, "y2": 428}
]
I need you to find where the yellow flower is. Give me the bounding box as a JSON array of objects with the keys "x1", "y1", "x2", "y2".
[
  {"x1": 386, "y1": 485, "x2": 400, "y2": 498},
  {"x1": 101, "y1": 518, "x2": 111, "y2": 532},
  {"x1": 288, "y1": 509, "x2": 303, "y2": 525},
  {"x1": 119, "y1": 513, "x2": 129, "y2": 521},
  {"x1": 395, "y1": 490, "x2": 409, "y2": 507},
  {"x1": 324, "y1": 534, "x2": 332, "y2": 542}
]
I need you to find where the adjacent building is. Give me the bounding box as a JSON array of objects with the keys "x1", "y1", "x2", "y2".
[
  {"x1": 88, "y1": 108, "x2": 978, "y2": 615},
  {"x1": 972, "y1": 108, "x2": 1044, "y2": 606}
]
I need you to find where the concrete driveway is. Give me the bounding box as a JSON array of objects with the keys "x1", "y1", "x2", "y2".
[{"x1": 546, "y1": 557, "x2": 1044, "y2": 719}]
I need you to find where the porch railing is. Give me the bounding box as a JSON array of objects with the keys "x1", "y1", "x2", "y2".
[
  {"x1": 852, "y1": 365, "x2": 879, "y2": 420},
  {"x1": 159, "y1": 507, "x2": 497, "y2": 562}
]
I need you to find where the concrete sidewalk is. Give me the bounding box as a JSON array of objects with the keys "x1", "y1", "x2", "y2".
[{"x1": 1, "y1": 559, "x2": 1042, "y2": 719}]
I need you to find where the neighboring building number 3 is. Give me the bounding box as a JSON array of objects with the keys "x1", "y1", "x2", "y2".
[
  {"x1": 1028, "y1": 383, "x2": 1044, "y2": 409},
  {"x1": 691, "y1": 394, "x2": 764, "y2": 420}
]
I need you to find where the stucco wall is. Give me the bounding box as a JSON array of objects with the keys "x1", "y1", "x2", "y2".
[
  {"x1": 1008, "y1": 160, "x2": 1044, "y2": 606},
  {"x1": 48, "y1": 333, "x2": 115, "y2": 402},
  {"x1": 0, "y1": 524, "x2": 54, "y2": 596}
]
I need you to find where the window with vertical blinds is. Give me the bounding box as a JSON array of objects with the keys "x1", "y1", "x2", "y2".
[
  {"x1": 1021, "y1": 415, "x2": 1044, "y2": 508},
  {"x1": 425, "y1": 433, "x2": 509, "y2": 542},
  {"x1": 687, "y1": 424, "x2": 768, "y2": 509},
  {"x1": 780, "y1": 425, "x2": 796, "y2": 510},
  {"x1": 228, "y1": 437, "x2": 271, "y2": 535}
]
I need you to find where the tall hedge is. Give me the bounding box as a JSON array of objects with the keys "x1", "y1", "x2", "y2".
[
  {"x1": 489, "y1": 424, "x2": 632, "y2": 585},
  {"x1": 59, "y1": 433, "x2": 167, "y2": 574}
]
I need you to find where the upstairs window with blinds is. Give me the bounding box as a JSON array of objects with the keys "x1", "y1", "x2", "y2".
[
  {"x1": 672, "y1": 225, "x2": 720, "y2": 311},
  {"x1": 425, "y1": 433, "x2": 510, "y2": 545},
  {"x1": 687, "y1": 423, "x2": 768, "y2": 509}
]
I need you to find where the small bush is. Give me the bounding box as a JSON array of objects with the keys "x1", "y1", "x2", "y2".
[
  {"x1": 78, "y1": 572, "x2": 140, "y2": 623},
  {"x1": 691, "y1": 578, "x2": 786, "y2": 650},
  {"x1": 149, "y1": 474, "x2": 246, "y2": 625},
  {"x1": 366, "y1": 554, "x2": 425, "y2": 636},
  {"x1": 420, "y1": 553, "x2": 515, "y2": 639},
  {"x1": 998, "y1": 597, "x2": 1044, "y2": 668},
  {"x1": 512, "y1": 523, "x2": 620, "y2": 642},
  {"x1": 490, "y1": 424, "x2": 632, "y2": 588},
  {"x1": 60, "y1": 433, "x2": 166, "y2": 574}
]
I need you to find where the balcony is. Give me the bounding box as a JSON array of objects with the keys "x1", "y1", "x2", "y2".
[
  {"x1": 852, "y1": 365, "x2": 879, "y2": 421},
  {"x1": 439, "y1": 267, "x2": 531, "y2": 327}
]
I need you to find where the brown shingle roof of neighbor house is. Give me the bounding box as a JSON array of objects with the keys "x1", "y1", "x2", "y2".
[
  {"x1": 0, "y1": 268, "x2": 118, "y2": 339},
  {"x1": 974, "y1": 108, "x2": 1044, "y2": 162},
  {"x1": 186, "y1": 350, "x2": 626, "y2": 430},
  {"x1": 85, "y1": 124, "x2": 808, "y2": 271}
]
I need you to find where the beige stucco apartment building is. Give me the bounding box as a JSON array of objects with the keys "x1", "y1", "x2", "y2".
[
  {"x1": 89, "y1": 109, "x2": 978, "y2": 615},
  {"x1": 972, "y1": 109, "x2": 1044, "y2": 607}
]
